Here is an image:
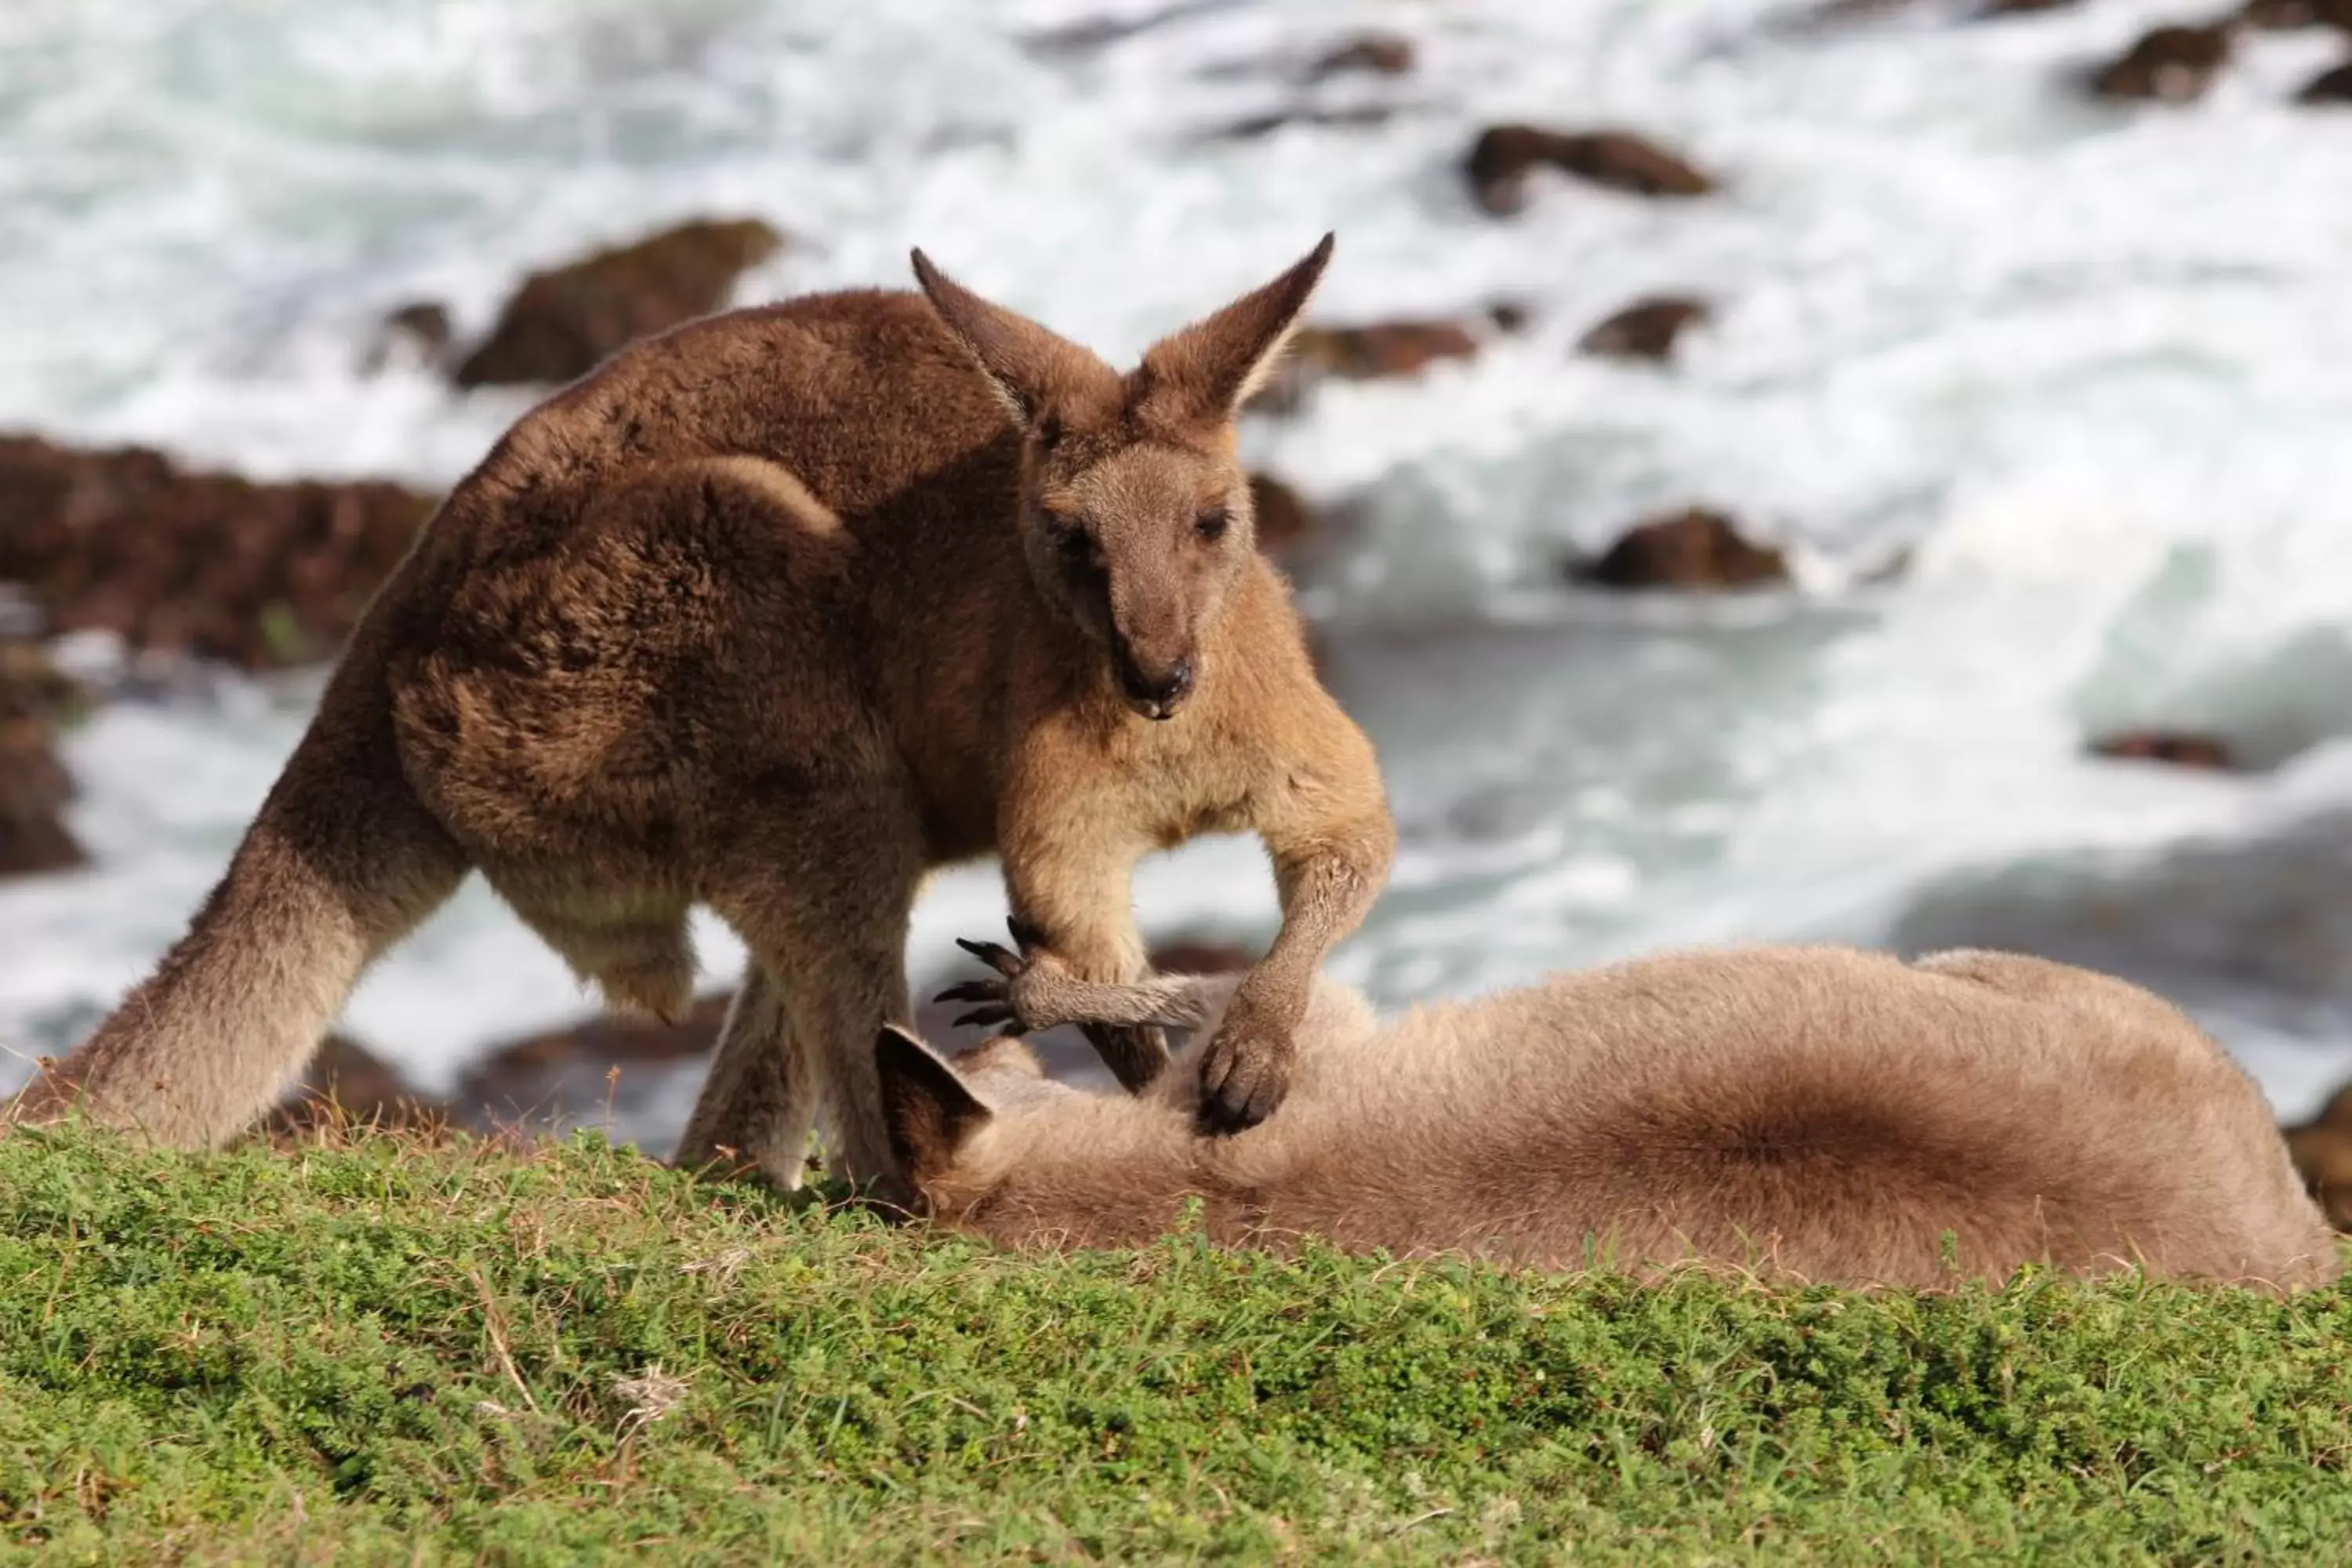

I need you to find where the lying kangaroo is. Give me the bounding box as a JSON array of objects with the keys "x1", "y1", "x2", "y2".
[
  {"x1": 6, "y1": 237, "x2": 1395, "y2": 1190},
  {"x1": 887, "y1": 935, "x2": 2339, "y2": 1289}
]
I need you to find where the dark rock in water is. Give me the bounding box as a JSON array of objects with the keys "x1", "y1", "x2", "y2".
[
  {"x1": 2239, "y1": 0, "x2": 2352, "y2": 30},
  {"x1": 460, "y1": 993, "x2": 734, "y2": 1113},
  {"x1": 1208, "y1": 103, "x2": 1398, "y2": 142},
  {"x1": 1255, "y1": 318, "x2": 1482, "y2": 412},
  {"x1": 1302, "y1": 32, "x2": 1416, "y2": 80},
  {"x1": 1570, "y1": 508, "x2": 1790, "y2": 591},
  {"x1": 452, "y1": 218, "x2": 785, "y2": 389},
  {"x1": 2088, "y1": 25, "x2": 2233, "y2": 103},
  {"x1": 1466, "y1": 125, "x2": 1716, "y2": 215},
  {"x1": 267, "y1": 1034, "x2": 452, "y2": 1135},
  {"x1": 1486, "y1": 301, "x2": 1533, "y2": 333},
  {"x1": 0, "y1": 633, "x2": 83, "y2": 878},
  {"x1": 2296, "y1": 60, "x2": 2352, "y2": 101},
  {"x1": 1145, "y1": 939, "x2": 1256, "y2": 975},
  {"x1": 1024, "y1": 0, "x2": 1242, "y2": 57},
  {"x1": 1247, "y1": 473, "x2": 1317, "y2": 555},
  {"x1": 1856, "y1": 544, "x2": 1916, "y2": 587},
  {"x1": 360, "y1": 299, "x2": 456, "y2": 373},
  {"x1": 1577, "y1": 296, "x2": 1712, "y2": 362},
  {"x1": 2285, "y1": 1083, "x2": 2352, "y2": 1231},
  {"x1": 0, "y1": 434, "x2": 437, "y2": 669},
  {"x1": 1768, "y1": 0, "x2": 1926, "y2": 34},
  {"x1": 472, "y1": 994, "x2": 736, "y2": 1076},
  {"x1": 1774, "y1": 0, "x2": 2079, "y2": 35},
  {"x1": 2087, "y1": 731, "x2": 2241, "y2": 771}
]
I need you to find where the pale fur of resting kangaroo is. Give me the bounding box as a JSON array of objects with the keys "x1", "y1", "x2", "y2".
[
  {"x1": 5, "y1": 236, "x2": 1395, "y2": 1192},
  {"x1": 885, "y1": 938, "x2": 2339, "y2": 1290}
]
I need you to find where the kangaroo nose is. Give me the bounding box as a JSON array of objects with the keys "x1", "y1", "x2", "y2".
[{"x1": 1117, "y1": 655, "x2": 1194, "y2": 720}]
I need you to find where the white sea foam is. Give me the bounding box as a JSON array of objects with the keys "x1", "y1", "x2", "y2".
[{"x1": 5, "y1": 0, "x2": 2352, "y2": 1120}]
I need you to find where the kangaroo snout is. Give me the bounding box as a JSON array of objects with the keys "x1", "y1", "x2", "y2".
[{"x1": 1114, "y1": 644, "x2": 1195, "y2": 720}]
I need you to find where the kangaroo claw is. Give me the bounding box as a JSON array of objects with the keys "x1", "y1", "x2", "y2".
[{"x1": 954, "y1": 937, "x2": 1024, "y2": 977}]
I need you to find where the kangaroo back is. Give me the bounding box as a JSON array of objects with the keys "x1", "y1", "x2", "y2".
[{"x1": 1478, "y1": 947, "x2": 2340, "y2": 1289}]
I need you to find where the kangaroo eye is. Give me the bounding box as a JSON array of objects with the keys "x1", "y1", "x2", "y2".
[
  {"x1": 1194, "y1": 507, "x2": 1231, "y2": 543},
  {"x1": 1056, "y1": 526, "x2": 1098, "y2": 564}
]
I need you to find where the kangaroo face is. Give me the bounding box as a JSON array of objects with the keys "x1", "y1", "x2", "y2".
[
  {"x1": 912, "y1": 236, "x2": 1334, "y2": 720},
  {"x1": 1023, "y1": 437, "x2": 1250, "y2": 720}
]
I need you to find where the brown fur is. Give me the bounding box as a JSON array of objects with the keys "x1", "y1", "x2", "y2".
[
  {"x1": 880, "y1": 940, "x2": 2339, "y2": 1290},
  {"x1": 5, "y1": 238, "x2": 1395, "y2": 1193}
]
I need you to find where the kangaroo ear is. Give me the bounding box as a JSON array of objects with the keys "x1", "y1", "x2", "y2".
[
  {"x1": 1134, "y1": 233, "x2": 1334, "y2": 421},
  {"x1": 910, "y1": 249, "x2": 1119, "y2": 431},
  {"x1": 875, "y1": 1025, "x2": 993, "y2": 1188}
]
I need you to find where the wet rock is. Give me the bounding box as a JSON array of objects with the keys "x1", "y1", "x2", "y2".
[
  {"x1": 1247, "y1": 473, "x2": 1318, "y2": 555},
  {"x1": 454, "y1": 993, "x2": 739, "y2": 1145},
  {"x1": 2285, "y1": 1083, "x2": 2352, "y2": 1231},
  {"x1": 452, "y1": 218, "x2": 785, "y2": 389},
  {"x1": 1025, "y1": 0, "x2": 1242, "y2": 57},
  {"x1": 2296, "y1": 60, "x2": 2352, "y2": 101},
  {"x1": 462, "y1": 993, "x2": 734, "y2": 1099},
  {"x1": 2086, "y1": 731, "x2": 2241, "y2": 771},
  {"x1": 1569, "y1": 508, "x2": 1790, "y2": 591},
  {"x1": 0, "y1": 633, "x2": 83, "y2": 878},
  {"x1": 1466, "y1": 125, "x2": 1715, "y2": 216},
  {"x1": 0, "y1": 434, "x2": 437, "y2": 669},
  {"x1": 267, "y1": 1034, "x2": 452, "y2": 1135},
  {"x1": 2088, "y1": 25, "x2": 2233, "y2": 103},
  {"x1": 1856, "y1": 545, "x2": 1916, "y2": 588},
  {"x1": 1303, "y1": 32, "x2": 1416, "y2": 80},
  {"x1": 1256, "y1": 318, "x2": 1482, "y2": 412},
  {"x1": 2239, "y1": 0, "x2": 2352, "y2": 29},
  {"x1": 1777, "y1": 0, "x2": 1920, "y2": 30},
  {"x1": 1209, "y1": 103, "x2": 1397, "y2": 142},
  {"x1": 1486, "y1": 301, "x2": 1533, "y2": 333},
  {"x1": 1145, "y1": 939, "x2": 1256, "y2": 975},
  {"x1": 360, "y1": 299, "x2": 455, "y2": 373},
  {"x1": 1577, "y1": 296, "x2": 1712, "y2": 362}
]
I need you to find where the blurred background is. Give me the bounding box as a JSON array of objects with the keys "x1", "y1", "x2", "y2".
[{"x1": 6, "y1": 0, "x2": 2352, "y2": 1171}]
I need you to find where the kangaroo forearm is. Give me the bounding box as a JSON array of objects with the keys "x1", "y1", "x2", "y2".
[
  {"x1": 1244, "y1": 811, "x2": 1394, "y2": 1019},
  {"x1": 1026, "y1": 970, "x2": 1242, "y2": 1032}
]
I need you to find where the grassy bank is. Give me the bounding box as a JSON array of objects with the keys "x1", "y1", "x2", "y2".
[{"x1": 3, "y1": 1125, "x2": 2349, "y2": 1565}]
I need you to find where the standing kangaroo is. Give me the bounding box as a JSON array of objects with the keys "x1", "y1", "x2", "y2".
[
  {"x1": 6, "y1": 236, "x2": 1396, "y2": 1190},
  {"x1": 888, "y1": 935, "x2": 2339, "y2": 1289}
]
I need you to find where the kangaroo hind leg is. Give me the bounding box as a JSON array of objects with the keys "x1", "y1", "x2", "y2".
[
  {"x1": 697, "y1": 794, "x2": 925, "y2": 1197},
  {"x1": 673, "y1": 964, "x2": 815, "y2": 1185}
]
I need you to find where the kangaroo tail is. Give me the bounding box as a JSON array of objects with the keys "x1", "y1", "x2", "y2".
[{"x1": 7, "y1": 630, "x2": 469, "y2": 1148}]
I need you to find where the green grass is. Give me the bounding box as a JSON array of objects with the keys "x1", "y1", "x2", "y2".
[{"x1": 4, "y1": 1126, "x2": 2350, "y2": 1566}]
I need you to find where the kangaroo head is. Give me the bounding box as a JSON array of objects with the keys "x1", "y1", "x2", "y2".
[
  {"x1": 874, "y1": 1026, "x2": 1064, "y2": 1207},
  {"x1": 910, "y1": 235, "x2": 1334, "y2": 720}
]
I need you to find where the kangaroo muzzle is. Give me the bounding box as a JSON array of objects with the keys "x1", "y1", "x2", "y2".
[{"x1": 1112, "y1": 643, "x2": 1195, "y2": 721}]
